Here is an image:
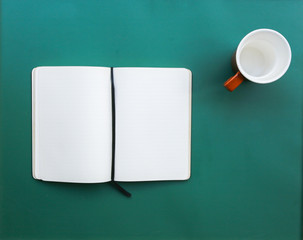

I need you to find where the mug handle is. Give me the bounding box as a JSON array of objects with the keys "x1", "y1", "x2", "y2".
[{"x1": 224, "y1": 71, "x2": 245, "y2": 92}]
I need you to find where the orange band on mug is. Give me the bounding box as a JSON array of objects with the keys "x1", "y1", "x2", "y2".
[{"x1": 224, "y1": 71, "x2": 244, "y2": 92}]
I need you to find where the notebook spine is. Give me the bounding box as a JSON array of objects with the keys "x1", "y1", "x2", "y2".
[
  {"x1": 111, "y1": 67, "x2": 116, "y2": 180},
  {"x1": 110, "y1": 67, "x2": 131, "y2": 198}
]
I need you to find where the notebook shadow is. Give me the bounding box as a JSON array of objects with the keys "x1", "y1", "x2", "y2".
[
  {"x1": 36, "y1": 179, "x2": 188, "y2": 198},
  {"x1": 37, "y1": 180, "x2": 110, "y2": 197}
]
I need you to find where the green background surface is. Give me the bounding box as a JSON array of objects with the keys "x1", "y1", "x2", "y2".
[{"x1": 0, "y1": 0, "x2": 302, "y2": 239}]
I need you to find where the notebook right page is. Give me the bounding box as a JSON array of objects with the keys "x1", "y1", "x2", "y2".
[{"x1": 114, "y1": 68, "x2": 191, "y2": 182}]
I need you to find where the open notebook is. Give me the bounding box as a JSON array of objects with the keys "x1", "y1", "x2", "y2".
[{"x1": 32, "y1": 67, "x2": 192, "y2": 191}]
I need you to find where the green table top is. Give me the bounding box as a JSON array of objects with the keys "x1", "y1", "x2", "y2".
[{"x1": 1, "y1": 1, "x2": 302, "y2": 239}]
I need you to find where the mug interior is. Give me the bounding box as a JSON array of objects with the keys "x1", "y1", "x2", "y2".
[{"x1": 236, "y1": 29, "x2": 291, "y2": 84}]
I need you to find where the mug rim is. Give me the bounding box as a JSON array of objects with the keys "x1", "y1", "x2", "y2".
[{"x1": 236, "y1": 28, "x2": 292, "y2": 84}]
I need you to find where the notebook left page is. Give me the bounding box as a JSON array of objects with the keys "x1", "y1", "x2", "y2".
[{"x1": 32, "y1": 67, "x2": 112, "y2": 183}]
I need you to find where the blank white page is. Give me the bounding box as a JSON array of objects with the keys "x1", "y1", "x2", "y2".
[
  {"x1": 114, "y1": 68, "x2": 191, "y2": 182},
  {"x1": 32, "y1": 67, "x2": 112, "y2": 183}
]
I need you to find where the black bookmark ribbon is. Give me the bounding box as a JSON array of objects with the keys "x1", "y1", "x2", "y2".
[
  {"x1": 110, "y1": 67, "x2": 131, "y2": 198},
  {"x1": 111, "y1": 181, "x2": 131, "y2": 198}
]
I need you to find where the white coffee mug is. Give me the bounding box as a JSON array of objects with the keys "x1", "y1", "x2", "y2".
[{"x1": 224, "y1": 29, "x2": 291, "y2": 91}]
